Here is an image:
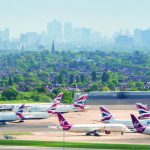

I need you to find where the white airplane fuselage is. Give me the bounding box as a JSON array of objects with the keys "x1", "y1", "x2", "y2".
[
  {"x1": 142, "y1": 127, "x2": 150, "y2": 135},
  {"x1": 23, "y1": 112, "x2": 50, "y2": 119},
  {"x1": 1, "y1": 104, "x2": 87, "y2": 113},
  {"x1": 57, "y1": 123, "x2": 129, "y2": 133},
  {"x1": 0, "y1": 112, "x2": 18, "y2": 122},
  {"x1": 105, "y1": 119, "x2": 150, "y2": 127}
]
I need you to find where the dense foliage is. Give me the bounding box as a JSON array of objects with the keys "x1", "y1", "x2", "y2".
[{"x1": 0, "y1": 50, "x2": 150, "y2": 102}]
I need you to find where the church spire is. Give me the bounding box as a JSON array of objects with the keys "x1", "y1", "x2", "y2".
[{"x1": 51, "y1": 39, "x2": 55, "y2": 54}]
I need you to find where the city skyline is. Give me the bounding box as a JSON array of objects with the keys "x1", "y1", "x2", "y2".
[{"x1": 0, "y1": 0, "x2": 150, "y2": 38}]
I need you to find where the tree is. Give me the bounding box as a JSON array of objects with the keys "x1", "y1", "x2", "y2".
[
  {"x1": 135, "y1": 81, "x2": 144, "y2": 90},
  {"x1": 37, "y1": 71, "x2": 49, "y2": 82},
  {"x1": 80, "y1": 74, "x2": 86, "y2": 83},
  {"x1": 90, "y1": 83, "x2": 99, "y2": 91},
  {"x1": 36, "y1": 86, "x2": 47, "y2": 93},
  {"x1": 8, "y1": 76, "x2": 13, "y2": 86},
  {"x1": 76, "y1": 75, "x2": 80, "y2": 83},
  {"x1": 2, "y1": 86, "x2": 19, "y2": 100},
  {"x1": 62, "y1": 90, "x2": 73, "y2": 104},
  {"x1": 69, "y1": 74, "x2": 74, "y2": 84},
  {"x1": 58, "y1": 74, "x2": 64, "y2": 84},
  {"x1": 101, "y1": 72, "x2": 109, "y2": 82},
  {"x1": 91, "y1": 71, "x2": 97, "y2": 81},
  {"x1": 14, "y1": 75, "x2": 24, "y2": 83},
  {"x1": 100, "y1": 86, "x2": 110, "y2": 91}
]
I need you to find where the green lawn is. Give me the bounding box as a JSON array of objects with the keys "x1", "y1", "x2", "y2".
[
  {"x1": 0, "y1": 140, "x2": 149, "y2": 149},
  {"x1": 0, "y1": 132, "x2": 32, "y2": 135}
]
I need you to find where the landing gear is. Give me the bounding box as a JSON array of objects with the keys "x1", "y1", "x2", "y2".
[
  {"x1": 18, "y1": 120, "x2": 24, "y2": 123},
  {"x1": 105, "y1": 130, "x2": 111, "y2": 134},
  {"x1": 86, "y1": 131, "x2": 100, "y2": 136},
  {"x1": 0, "y1": 122, "x2": 6, "y2": 126},
  {"x1": 121, "y1": 132, "x2": 124, "y2": 135},
  {"x1": 86, "y1": 133, "x2": 91, "y2": 136},
  {"x1": 94, "y1": 133, "x2": 100, "y2": 136}
]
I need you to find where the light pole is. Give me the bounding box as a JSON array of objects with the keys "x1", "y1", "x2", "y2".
[{"x1": 63, "y1": 129, "x2": 65, "y2": 150}]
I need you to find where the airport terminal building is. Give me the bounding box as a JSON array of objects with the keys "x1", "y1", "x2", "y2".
[{"x1": 75, "y1": 91, "x2": 150, "y2": 106}]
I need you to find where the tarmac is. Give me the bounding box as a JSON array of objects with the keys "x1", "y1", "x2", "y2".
[{"x1": 0, "y1": 106, "x2": 150, "y2": 145}]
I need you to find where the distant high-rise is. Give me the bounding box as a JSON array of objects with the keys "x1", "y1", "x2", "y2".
[
  {"x1": 81, "y1": 28, "x2": 91, "y2": 44},
  {"x1": 64, "y1": 22, "x2": 73, "y2": 43},
  {"x1": 51, "y1": 40, "x2": 55, "y2": 53},
  {"x1": 115, "y1": 35, "x2": 134, "y2": 49},
  {"x1": 47, "y1": 19, "x2": 62, "y2": 43},
  {"x1": 0, "y1": 28, "x2": 10, "y2": 42}
]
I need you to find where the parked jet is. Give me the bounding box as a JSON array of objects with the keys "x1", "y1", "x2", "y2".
[
  {"x1": 99, "y1": 106, "x2": 150, "y2": 128},
  {"x1": 0, "y1": 104, "x2": 25, "y2": 125},
  {"x1": 24, "y1": 93, "x2": 88, "y2": 113},
  {"x1": 0, "y1": 93, "x2": 64, "y2": 112},
  {"x1": 0, "y1": 93, "x2": 88, "y2": 114},
  {"x1": 54, "y1": 94, "x2": 88, "y2": 113},
  {"x1": 51, "y1": 113, "x2": 130, "y2": 136},
  {"x1": 136, "y1": 103, "x2": 150, "y2": 119},
  {"x1": 131, "y1": 114, "x2": 150, "y2": 135},
  {"x1": 22, "y1": 102, "x2": 58, "y2": 120}
]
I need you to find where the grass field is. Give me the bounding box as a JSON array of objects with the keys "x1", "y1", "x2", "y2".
[
  {"x1": 0, "y1": 140, "x2": 149, "y2": 149},
  {"x1": 0, "y1": 132, "x2": 32, "y2": 135}
]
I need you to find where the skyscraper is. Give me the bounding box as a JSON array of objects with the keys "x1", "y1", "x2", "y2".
[
  {"x1": 0, "y1": 28, "x2": 10, "y2": 42},
  {"x1": 47, "y1": 19, "x2": 62, "y2": 43},
  {"x1": 64, "y1": 22, "x2": 73, "y2": 43}
]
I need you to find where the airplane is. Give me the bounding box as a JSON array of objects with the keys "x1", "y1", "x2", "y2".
[
  {"x1": 99, "y1": 106, "x2": 150, "y2": 128},
  {"x1": 0, "y1": 104, "x2": 25, "y2": 125},
  {"x1": 0, "y1": 93, "x2": 64, "y2": 112},
  {"x1": 24, "y1": 93, "x2": 88, "y2": 113},
  {"x1": 22, "y1": 102, "x2": 58, "y2": 120},
  {"x1": 54, "y1": 94, "x2": 89, "y2": 113},
  {"x1": 49, "y1": 112, "x2": 130, "y2": 136},
  {"x1": 131, "y1": 114, "x2": 150, "y2": 135},
  {"x1": 0, "y1": 102, "x2": 58, "y2": 125},
  {"x1": 136, "y1": 103, "x2": 150, "y2": 119},
  {"x1": 0, "y1": 93, "x2": 88, "y2": 114}
]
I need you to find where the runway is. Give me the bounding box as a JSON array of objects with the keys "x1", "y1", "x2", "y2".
[{"x1": 0, "y1": 107, "x2": 150, "y2": 145}]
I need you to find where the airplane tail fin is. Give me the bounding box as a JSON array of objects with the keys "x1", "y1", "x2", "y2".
[
  {"x1": 99, "y1": 106, "x2": 113, "y2": 123},
  {"x1": 136, "y1": 103, "x2": 150, "y2": 119},
  {"x1": 56, "y1": 113, "x2": 72, "y2": 130},
  {"x1": 47, "y1": 103, "x2": 57, "y2": 114},
  {"x1": 130, "y1": 114, "x2": 145, "y2": 133},
  {"x1": 136, "y1": 103, "x2": 149, "y2": 114},
  {"x1": 16, "y1": 104, "x2": 25, "y2": 120},
  {"x1": 53, "y1": 92, "x2": 63, "y2": 104},
  {"x1": 73, "y1": 94, "x2": 88, "y2": 110}
]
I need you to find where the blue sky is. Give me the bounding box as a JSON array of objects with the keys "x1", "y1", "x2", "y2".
[{"x1": 0, "y1": 0, "x2": 150, "y2": 37}]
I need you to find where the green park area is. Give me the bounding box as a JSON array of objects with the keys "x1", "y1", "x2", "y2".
[{"x1": 0, "y1": 140, "x2": 149, "y2": 149}]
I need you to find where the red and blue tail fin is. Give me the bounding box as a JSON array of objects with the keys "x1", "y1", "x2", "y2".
[
  {"x1": 130, "y1": 114, "x2": 145, "y2": 133},
  {"x1": 16, "y1": 104, "x2": 25, "y2": 120},
  {"x1": 53, "y1": 92, "x2": 63, "y2": 104},
  {"x1": 73, "y1": 94, "x2": 88, "y2": 110},
  {"x1": 47, "y1": 103, "x2": 57, "y2": 114},
  {"x1": 136, "y1": 103, "x2": 149, "y2": 114},
  {"x1": 99, "y1": 106, "x2": 113, "y2": 122},
  {"x1": 136, "y1": 103, "x2": 150, "y2": 119},
  {"x1": 57, "y1": 113, "x2": 72, "y2": 130}
]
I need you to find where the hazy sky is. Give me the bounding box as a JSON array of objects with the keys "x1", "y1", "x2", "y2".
[{"x1": 0, "y1": 0, "x2": 150, "y2": 37}]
